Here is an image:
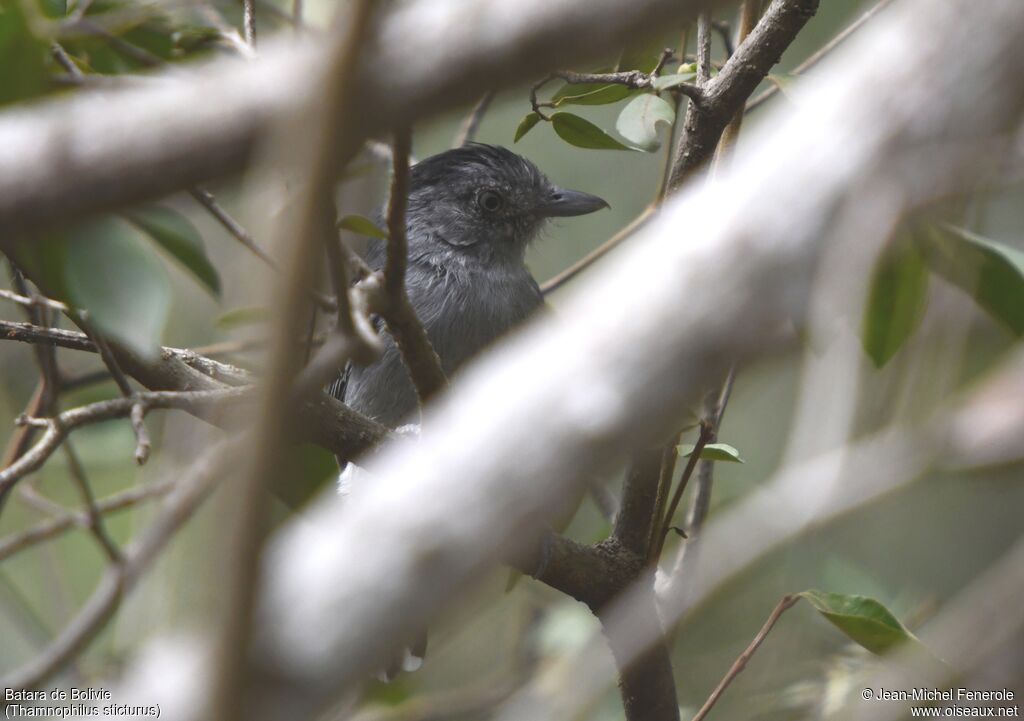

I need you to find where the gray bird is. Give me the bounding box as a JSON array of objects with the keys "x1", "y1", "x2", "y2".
[
  {"x1": 331, "y1": 143, "x2": 608, "y2": 428},
  {"x1": 329, "y1": 143, "x2": 607, "y2": 679}
]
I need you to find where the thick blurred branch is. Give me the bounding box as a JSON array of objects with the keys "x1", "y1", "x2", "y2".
[
  {"x1": 0, "y1": 0, "x2": 722, "y2": 236},
  {"x1": 746, "y1": 0, "x2": 895, "y2": 113},
  {"x1": 207, "y1": 0, "x2": 378, "y2": 716}
]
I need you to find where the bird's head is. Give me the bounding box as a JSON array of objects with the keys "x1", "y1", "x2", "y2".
[{"x1": 405, "y1": 143, "x2": 608, "y2": 264}]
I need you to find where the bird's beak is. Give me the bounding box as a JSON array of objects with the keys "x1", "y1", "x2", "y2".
[{"x1": 539, "y1": 187, "x2": 610, "y2": 217}]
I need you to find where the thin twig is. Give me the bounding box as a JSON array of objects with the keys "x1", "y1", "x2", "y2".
[
  {"x1": 530, "y1": 62, "x2": 700, "y2": 121},
  {"x1": 668, "y1": 0, "x2": 819, "y2": 190},
  {"x1": 690, "y1": 595, "x2": 799, "y2": 721},
  {"x1": 189, "y1": 187, "x2": 278, "y2": 268},
  {"x1": 73, "y1": 314, "x2": 131, "y2": 397},
  {"x1": 383, "y1": 130, "x2": 412, "y2": 301},
  {"x1": 0, "y1": 288, "x2": 68, "y2": 313},
  {"x1": 63, "y1": 442, "x2": 123, "y2": 563},
  {"x1": 652, "y1": 420, "x2": 711, "y2": 559},
  {"x1": 683, "y1": 366, "x2": 737, "y2": 540},
  {"x1": 716, "y1": 0, "x2": 764, "y2": 159},
  {"x1": 541, "y1": 206, "x2": 656, "y2": 294},
  {"x1": 656, "y1": 26, "x2": 693, "y2": 203},
  {"x1": 75, "y1": 18, "x2": 163, "y2": 67},
  {"x1": 72, "y1": 312, "x2": 152, "y2": 464},
  {"x1": 0, "y1": 320, "x2": 250, "y2": 383},
  {"x1": 242, "y1": 0, "x2": 257, "y2": 48},
  {"x1": 454, "y1": 91, "x2": 495, "y2": 146},
  {"x1": 711, "y1": 20, "x2": 735, "y2": 59},
  {"x1": 379, "y1": 129, "x2": 448, "y2": 406},
  {"x1": 0, "y1": 269, "x2": 64, "y2": 514},
  {"x1": 747, "y1": 0, "x2": 894, "y2": 112},
  {"x1": 50, "y1": 42, "x2": 79, "y2": 74},
  {"x1": 0, "y1": 481, "x2": 174, "y2": 563},
  {"x1": 0, "y1": 440, "x2": 233, "y2": 691},
  {"x1": 0, "y1": 389, "x2": 248, "y2": 497},
  {"x1": 647, "y1": 433, "x2": 683, "y2": 561},
  {"x1": 17, "y1": 482, "x2": 69, "y2": 518}
]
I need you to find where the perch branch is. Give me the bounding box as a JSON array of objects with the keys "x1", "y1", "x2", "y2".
[
  {"x1": 378, "y1": 129, "x2": 448, "y2": 407},
  {"x1": 690, "y1": 594, "x2": 798, "y2": 721}
]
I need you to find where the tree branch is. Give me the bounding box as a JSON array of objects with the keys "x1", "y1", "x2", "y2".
[
  {"x1": 379, "y1": 129, "x2": 448, "y2": 407},
  {"x1": 690, "y1": 594, "x2": 798, "y2": 721},
  {"x1": 746, "y1": 0, "x2": 895, "y2": 113},
  {"x1": 0, "y1": 440, "x2": 234, "y2": 692},
  {"x1": 668, "y1": 0, "x2": 819, "y2": 189},
  {"x1": 543, "y1": 0, "x2": 816, "y2": 292},
  {"x1": 0, "y1": 389, "x2": 249, "y2": 497},
  {"x1": 0, "y1": 0, "x2": 720, "y2": 236},
  {"x1": 0, "y1": 319, "x2": 391, "y2": 463},
  {"x1": 453, "y1": 91, "x2": 495, "y2": 147},
  {"x1": 0, "y1": 480, "x2": 174, "y2": 563}
]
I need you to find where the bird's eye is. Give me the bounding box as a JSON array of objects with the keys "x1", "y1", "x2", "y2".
[{"x1": 477, "y1": 189, "x2": 504, "y2": 212}]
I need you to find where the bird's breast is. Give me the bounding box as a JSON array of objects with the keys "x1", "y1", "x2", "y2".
[{"x1": 408, "y1": 260, "x2": 543, "y2": 374}]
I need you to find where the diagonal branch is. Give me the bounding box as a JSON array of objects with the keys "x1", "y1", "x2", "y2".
[
  {"x1": 0, "y1": 439, "x2": 235, "y2": 692},
  {"x1": 0, "y1": 480, "x2": 173, "y2": 563},
  {"x1": 0, "y1": 389, "x2": 249, "y2": 497},
  {"x1": 668, "y1": 0, "x2": 819, "y2": 189},
  {"x1": 0, "y1": 319, "x2": 391, "y2": 463},
  {"x1": 0, "y1": 0, "x2": 722, "y2": 236},
  {"x1": 378, "y1": 129, "x2": 448, "y2": 408}
]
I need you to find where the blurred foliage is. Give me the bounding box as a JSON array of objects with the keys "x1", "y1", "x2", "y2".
[
  {"x1": 861, "y1": 230, "x2": 930, "y2": 368},
  {"x1": 0, "y1": 0, "x2": 50, "y2": 106}
]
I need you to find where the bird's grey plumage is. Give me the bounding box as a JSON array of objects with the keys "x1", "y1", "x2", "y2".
[
  {"x1": 332, "y1": 143, "x2": 608, "y2": 428},
  {"x1": 329, "y1": 144, "x2": 606, "y2": 680}
]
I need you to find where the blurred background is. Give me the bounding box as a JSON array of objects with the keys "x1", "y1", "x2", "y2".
[{"x1": 0, "y1": 0, "x2": 1021, "y2": 719}]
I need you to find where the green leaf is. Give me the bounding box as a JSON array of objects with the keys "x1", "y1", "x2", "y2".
[
  {"x1": 0, "y1": 0, "x2": 50, "y2": 106},
  {"x1": 616, "y1": 93, "x2": 675, "y2": 151},
  {"x1": 550, "y1": 112, "x2": 633, "y2": 151},
  {"x1": 860, "y1": 238, "x2": 929, "y2": 367},
  {"x1": 551, "y1": 83, "x2": 635, "y2": 106},
  {"x1": 37, "y1": 217, "x2": 172, "y2": 358},
  {"x1": 653, "y1": 72, "x2": 697, "y2": 91},
  {"x1": 216, "y1": 306, "x2": 269, "y2": 328},
  {"x1": 124, "y1": 205, "x2": 221, "y2": 297},
  {"x1": 514, "y1": 111, "x2": 542, "y2": 142},
  {"x1": 338, "y1": 214, "x2": 388, "y2": 239},
  {"x1": 678, "y1": 442, "x2": 745, "y2": 463},
  {"x1": 917, "y1": 224, "x2": 1024, "y2": 335},
  {"x1": 798, "y1": 590, "x2": 918, "y2": 655}
]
